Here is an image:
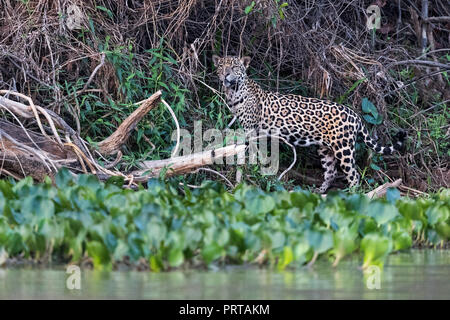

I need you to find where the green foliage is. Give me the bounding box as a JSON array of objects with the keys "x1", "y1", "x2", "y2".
[
  {"x1": 96, "y1": 6, "x2": 114, "y2": 19},
  {"x1": 276, "y1": 1, "x2": 289, "y2": 21},
  {"x1": 244, "y1": 1, "x2": 256, "y2": 15},
  {"x1": 427, "y1": 103, "x2": 450, "y2": 157},
  {"x1": 0, "y1": 172, "x2": 448, "y2": 271},
  {"x1": 243, "y1": 0, "x2": 289, "y2": 28},
  {"x1": 59, "y1": 38, "x2": 189, "y2": 165},
  {"x1": 337, "y1": 78, "x2": 366, "y2": 104},
  {"x1": 361, "y1": 233, "x2": 392, "y2": 269},
  {"x1": 362, "y1": 98, "x2": 382, "y2": 125}
]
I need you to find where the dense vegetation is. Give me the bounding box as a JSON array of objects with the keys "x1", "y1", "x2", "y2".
[
  {"x1": 0, "y1": 0, "x2": 448, "y2": 191},
  {"x1": 0, "y1": 171, "x2": 448, "y2": 271}
]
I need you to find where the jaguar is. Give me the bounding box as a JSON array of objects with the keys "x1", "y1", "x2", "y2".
[{"x1": 212, "y1": 55, "x2": 406, "y2": 193}]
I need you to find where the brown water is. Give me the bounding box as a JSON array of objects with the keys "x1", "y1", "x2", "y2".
[{"x1": 1, "y1": 249, "x2": 449, "y2": 299}]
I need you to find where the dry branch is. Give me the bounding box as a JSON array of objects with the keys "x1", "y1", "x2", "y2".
[
  {"x1": 0, "y1": 120, "x2": 77, "y2": 180},
  {"x1": 0, "y1": 90, "x2": 164, "y2": 184},
  {"x1": 132, "y1": 144, "x2": 247, "y2": 181},
  {"x1": 424, "y1": 16, "x2": 450, "y2": 23},
  {"x1": 79, "y1": 53, "x2": 106, "y2": 96},
  {"x1": 161, "y1": 99, "x2": 181, "y2": 158},
  {"x1": 366, "y1": 179, "x2": 402, "y2": 199},
  {"x1": 97, "y1": 90, "x2": 162, "y2": 156},
  {"x1": 0, "y1": 88, "x2": 411, "y2": 197},
  {"x1": 0, "y1": 91, "x2": 89, "y2": 155},
  {"x1": 387, "y1": 60, "x2": 450, "y2": 69}
]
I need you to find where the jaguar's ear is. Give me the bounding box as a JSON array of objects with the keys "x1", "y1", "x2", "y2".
[
  {"x1": 241, "y1": 56, "x2": 251, "y2": 69},
  {"x1": 212, "y1": 55, "x2": 221, "y2": 67}
]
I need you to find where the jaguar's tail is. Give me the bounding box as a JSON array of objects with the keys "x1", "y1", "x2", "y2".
[{"x1": 358, "y1": 122, "x2": 406, "y2": 155}]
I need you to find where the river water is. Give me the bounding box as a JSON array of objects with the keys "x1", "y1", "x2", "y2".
[{"x1": 1, "y1": 249, "x2": 449, "y2": 299}]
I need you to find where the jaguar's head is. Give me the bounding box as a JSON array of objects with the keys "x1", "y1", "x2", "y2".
[{"x1": 212, "y1": 55, "x2": 251, "y2": 88}]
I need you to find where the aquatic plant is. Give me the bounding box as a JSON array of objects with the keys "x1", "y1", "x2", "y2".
[{"x1": 0, "y1": 171, "x2": 448, "y2": 271}]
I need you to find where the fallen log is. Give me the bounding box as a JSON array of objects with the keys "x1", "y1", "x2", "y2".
[
  {"x1": 366, "y1": 178, "x2": 402, "y2": 199},
  {"x1": 0, "y1": 91, "x2": 89, "y2": 155},
  {"x1": 0, "y1": 90, "x2": 165, "y2": 183},
  {"x1": 0, "y1": 119, "x2": 78, "y2": 180},
  {"x1": 1, "y1": 89, "x2": 244, "y2": 186},
  {"x1": 132, "y1": 144, "x2": 247, "y2": 181},
  {"x1": 97, "y1": 90, "x2": 162, "y2": 155}
]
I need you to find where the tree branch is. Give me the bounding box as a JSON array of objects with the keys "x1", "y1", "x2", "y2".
[{"x1": 97, "y1": 90, "x2": 162, "y2": 156}]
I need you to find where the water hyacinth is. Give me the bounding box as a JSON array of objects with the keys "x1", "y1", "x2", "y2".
[{"x1": 0, "y1": 170, "x2": 448, "y2": 271}]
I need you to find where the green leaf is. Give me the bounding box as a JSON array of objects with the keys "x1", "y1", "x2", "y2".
[
  {"x1": 147, "y1": 179, "x2": 165, "y2": 194},
  {"x1": 56, "y1": 168, "x2": 74, "y2": 188},
  {"x1": 435, "y1": 221, "x2": 450, "y2": 239},
  {"x1": 6, "y1": 232, "x2": 24, "y2": 256},
  {"x1": 277, "y1": 246, "x2": 294, "y2": 270},
  {"x1": 112, "y1": 240, "x2": 128, "y2": 261},
  {"x1": 168, "y1": 248, "x2": 184, "y2": 267},
  {"x1": 216, "y1": 229, "x2": 230, "y2": 247},
  {"x1": 0, "y1": 180, "x2": 15, "y2": 199},
  {"x1": 1, "y1": 172, "x2": 449, "y2": 271},
  {"x1": 362, "y1": 98, "x2": 378, "y2": 117},
  {"x1": 386, "y1": 188, "x2": 401, "y2": 203},
  {"x1": 96, "y1": 6, "x2": 113, "y2": 19},
  {"x1": 398, "y1": 200, "x2": 423, "y2": 220},
  {"x1": 68, "y1": 233, "x2": 84, "y2": 262},
  {"x1": 293, "y1": 242, "x2": 310, "y2": 263},
  {"x1": 333, "y1": 226, "x2": 358, "y2": 264},
  {"x1": 307, "y1": 228, "x2": 333, "y2": 254},
  {"x1": 86, "y1": 241, "x2": 111, "y2": 269},
  {"x1": 149, "y1": 254, "x2": 163, "y2": 272},
  {"x1": 426, "y1": 205, "x2": 449, "y2": 225},
  {"x1": 270, "y1": 231, "x2": 285, "y2": 249},
  {"x1": 104, "y1": 233, "x2": 118, "y2": 252},
  {"x1": 361, "y1": 233, "x2": 392, "y2": 269},
  {"x1": 12, "y1": 177, "x2": 33, "y2": 193},
  {"x1": 363, "y1": 114, "x2": 383, "y2": 125},
  {"x1": 77, "y1": 174, "x2": 103, "y2": 191},
  {"x1": 246, "y1": 195, "x2": 275, "y2": 215},
  {"x1": 244, "y1": 1, "x2": 255, "y2": 14},
  {"x1": 338, "y1": 78, "x2": 366, "y2": 103},
  {"x1": 393, "y1": 231, "x2": 412, "y2": 251},
  {"x1": 202, "y1": 242, "x2": 224, "y2": 265},
  {"x1": 366, "y1": 201, "x2": 399, "y2": 225},
  {"x1": 18, "y1": 195, "x2": 54, "y2": 223},
  {"x1": 106, "y1": 176, "x2": 125, "y2": 187},
  {"x1": 0, "y1": 192, "x2": 5, "y2": 215}
]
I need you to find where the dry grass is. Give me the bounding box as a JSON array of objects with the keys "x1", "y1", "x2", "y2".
[{"x1": 0, "y1": 0, "x2": 449, "y2": 191}]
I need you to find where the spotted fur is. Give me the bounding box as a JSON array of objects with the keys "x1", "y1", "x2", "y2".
[{"x1": 213, "y1": 55, "x2": 406, "y2": 193}]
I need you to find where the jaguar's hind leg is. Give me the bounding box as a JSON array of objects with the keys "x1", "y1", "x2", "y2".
[
  {"x1": 317, "y1": 146, "x2": 337, "y2": 193},
  {"x1": 334, "y1": 142, "x2": 360, "y2": 189},
  {"x1": 339, "y1": 156, "x2": 360, "y2": 188}
]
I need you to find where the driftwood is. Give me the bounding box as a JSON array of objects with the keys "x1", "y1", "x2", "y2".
[
  {"x1": 0, "y1": 119, "x2": 77, "y2": 181},
  {"x1": 97, "y1": 90, "x2": 162, "y2": 156},
  {"x1": 133, "y1": 144, "x2": 246, "y2": 181},
  {"x1": 0, "y1": 90, "x2": 245, "y2": 185},
  {"x1": 366, "y1": 179, "x2": 402, "y2": 199}
]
